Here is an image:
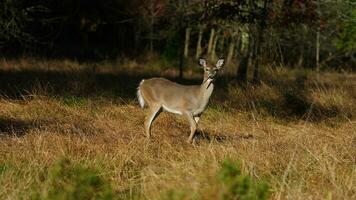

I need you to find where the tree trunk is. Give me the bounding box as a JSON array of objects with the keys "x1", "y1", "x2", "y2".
[
  {"x1": 316, "y1": 0, "x2": 320, "y2": 81},
  {"x1": 216, "y1": 35, "x2": 225, "y2": 59},
  {"x1": 149, "y1": 0, "x2": 154, "y2": 52},
  {"x1": 236, "y1": 29, "x2": 250, "y2": 82},
  {"x1": 252, "y1": 27, "x2": 262, "y2": 84},
  {"x1": 226, "y1": 37, "x2": 235, "y2": 65},
  {"x1": 211, "y1": 31, "x2": 219, "y2": 60},
  {"x1": 195, "y1": 26, "x2": 204, "y2": 59},
  {"x1": 207, "y1": 28, "x2": 215, "y2": 57},
  {"x1": 178, "y1": 2, "x2": 185, "y2": 79},
  {"x1": 237, "y1": 55, "x2": 249, "y2": 83},
  {"x1": 179, "y1": 32, "x2": 184, "y2": 79},
  {"x1": 134, "y1": 19, "x2": 141, "y2": 56},
  {"x1": 316, "y1": 26, "x2": 320, "y2": 81},
  {"x1": 184, "y1": 27, "x2": 191, "y2": 58},
  {"x1": 252, "y1": 0, "x2": 269, "y2": 84},
  {"x1": 297, "y1": 25, "x2": 307, "y2": 68},
  {"x1": 297, "y1": 44, "x2": 304, "y2": 68}
]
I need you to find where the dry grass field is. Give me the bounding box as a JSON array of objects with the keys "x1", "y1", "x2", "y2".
[{"x1": 0, "y1": 58, "x2": 355, "y2": 199}]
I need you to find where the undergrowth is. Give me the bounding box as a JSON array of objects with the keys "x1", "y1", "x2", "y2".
[{"x1": 30, "y1": 158, "x2": 113, "y2": 200}]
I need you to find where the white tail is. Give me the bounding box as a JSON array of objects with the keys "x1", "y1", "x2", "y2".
[
  {"x1": 137, "y1": 58, "x2": 224, "y2": 143},
  {"x1": 137, "y1": 80, "x2": 145, "y2": 108}
]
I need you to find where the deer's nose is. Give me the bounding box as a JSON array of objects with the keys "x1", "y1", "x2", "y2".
[{"x1": 209, "y1": 71, "x2": 217, "y2": 79}]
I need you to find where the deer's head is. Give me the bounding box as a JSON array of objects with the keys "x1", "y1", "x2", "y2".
[{"x1": 198, "y1": 58, "x2": 225, "y2": 80}]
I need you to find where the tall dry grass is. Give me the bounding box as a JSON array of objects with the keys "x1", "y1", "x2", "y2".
[{"x1": 0, "y1": 58, "x2": 355, "y2": 199}]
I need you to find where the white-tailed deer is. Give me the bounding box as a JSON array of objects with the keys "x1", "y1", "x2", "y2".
[{"x1": 137, "y1": 58, "x2": 224, "y2": 143}]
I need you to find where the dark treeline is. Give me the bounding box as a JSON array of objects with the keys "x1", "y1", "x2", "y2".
[{"x1": 0, "y1": 0, "x2": 355, "y2": 81}]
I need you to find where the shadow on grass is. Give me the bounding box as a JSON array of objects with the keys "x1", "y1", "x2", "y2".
[
  {"x1": 0, "y1": 68, "x2": 352, "y2": 123},
  {"x1": 0, "y1": 116, "x2": 105, "y2": 137},
  {"x1": 0, "y1": 69, "x2": 205, "y2": 101},
  {"x1": 268, "y1": 86, "x2": 350, "y2": 122},
  {"x1": 0, "y1": 118, "x2": 41, "y2": 137},
  {"x1": 194, "y1": 130, "x2": 254, "y2": 143}
]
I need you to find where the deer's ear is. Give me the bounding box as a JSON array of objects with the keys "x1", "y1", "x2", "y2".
[
  {"x1": 215, "y1": 58, "x2": 224, "y2": 69},
  {"x1": 198, "y1": 58, "x2": 207, "y2": 67}
]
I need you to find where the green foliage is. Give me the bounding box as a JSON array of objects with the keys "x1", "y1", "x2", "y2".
[
  {"x1": 32, "y1": 158, "x2": 113, "y2": 200},
  {"x1": 61, "y1": 95, "x2": 87, "y2": 107},
  {"x1": 218, "y1": 160, "x2": 270, "y2": 200},
  {"x1": 160, "y1": 189, "x2": 188, "y2": 200},
  {"x1": 334, "y1": 7, "x2": 356, "y2": 51},
  {"x1": 0, "y1": 163, "x2": 7, "y2": 174}
]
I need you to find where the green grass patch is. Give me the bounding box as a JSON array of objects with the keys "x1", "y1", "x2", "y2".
[
  {"x1": 219, "y1": 159, "x2": 270, "y2": 200},
  {"x1": 0, "y1": 163, "x2": 7, "y2": 174},
  {"x1": 160, "y1": 159, "x2": 270, "y2": 200},
  {"x1": 31, "y1": 158, "x2": 114, "y2": 200},
  {"x1": 60, "y1": 95, "x2": 88, "y2": 107}
]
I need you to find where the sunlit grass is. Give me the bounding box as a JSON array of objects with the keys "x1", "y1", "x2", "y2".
[{"x1": 0, "y1": 58, "x2": 355, "y2": 199}]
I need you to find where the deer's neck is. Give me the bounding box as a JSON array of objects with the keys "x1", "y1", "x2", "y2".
[
  {"x1": 192, "y1": 76, "x2": 215, "y2": 115},
  {"x1": 199, "y1": 76, "x2": 215, "y2": 105},
  {"x1": 201, "y1": 75, "x2": 215, "y2": 90}
]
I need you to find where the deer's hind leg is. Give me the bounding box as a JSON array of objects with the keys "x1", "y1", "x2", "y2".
[{"x1": 144, "y1": 105, "x2": 162, "y2": 138}]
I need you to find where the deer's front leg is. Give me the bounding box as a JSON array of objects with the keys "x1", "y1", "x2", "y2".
[{"x1": 184, "y1": 112, "x2": 197, "y2": 143}]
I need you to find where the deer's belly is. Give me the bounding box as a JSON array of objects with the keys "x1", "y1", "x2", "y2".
[
  {"x1": 162, "y1": 105, "x2": 182, "y2": 115},
  {"x1": 193, "y1": 106, "x2": 206, "y2": 116},
  {"x1": 161, "y1": 100, "x2": 208, "y2": 116}
]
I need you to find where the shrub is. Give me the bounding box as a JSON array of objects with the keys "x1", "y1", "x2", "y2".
[
  {"x1": 32, "y1": 158, "x2": 113, "y2": 200},
  {"x1": 159, "y1": 159, "x2": 270, "y2": 200},
  {"x1": 218, "y1": 160, "x2": 270, "y2": 200}
]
